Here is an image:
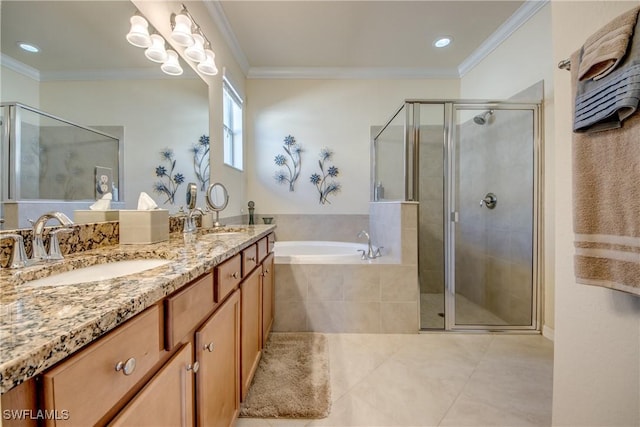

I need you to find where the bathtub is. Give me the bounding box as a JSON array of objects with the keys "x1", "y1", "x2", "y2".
[
  {"x1": 272, "y1": 240, "x2": 420, "y2": 334},
  {"x1": 274, "y1": 240, "x2": 371, "y2": 264}
]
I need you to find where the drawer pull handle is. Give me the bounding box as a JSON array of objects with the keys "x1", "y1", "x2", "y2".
[
  {"x1": 247, "y1": 256, "x2": 256, "y2": 262},
  {"x1": 204, "y1": 342, "x2": 215, "y2": 352},
  {"x1": 115, "y1": 357, "x2": 136, "y2": 376},
  {"x1": 232, "y1": 272, "x2": 240, "y2": 279},
  {"x1": 187, "y1": 361, "x2": 200, "y2": 373}
]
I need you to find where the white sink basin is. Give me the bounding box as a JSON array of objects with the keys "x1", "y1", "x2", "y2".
[{"x1": 25, "y1": 259, "x2": 172, "y2": 287}]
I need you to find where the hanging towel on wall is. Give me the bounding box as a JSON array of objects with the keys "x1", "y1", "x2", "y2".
[
  {"x1": 574, "y1": 6, "x2": 640, "y2": 133},
  {"x1": 578, "y1": 6, "x2": 640, "y2": 81},
  {"x1": 571, "y1": 49, "x2": 640, "y2": 296}
]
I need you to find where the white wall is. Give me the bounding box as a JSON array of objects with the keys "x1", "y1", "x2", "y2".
[
  {"x1": 245, "y1": 79, "x2": 460, "y2": 215},
  {"x1": 551, "y1": 2, "x2": 640, "y2": 425},
  {"x1": 0, "y1": 66, "x2": 39, "y2": 107},
  {"x1": 460, "y1": 4, "x2": 556, "y2": 333}
]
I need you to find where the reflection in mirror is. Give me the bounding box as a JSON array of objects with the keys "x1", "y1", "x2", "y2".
[
  {"x1": 186, "y1": 182, "x2": 198, "y2": 210},
  {"x1": 206, "y1": 183, "x2": 229, "y2": 227},
  {"x1": 0, "y1": 1, "x2": 209, "y2": 229}
]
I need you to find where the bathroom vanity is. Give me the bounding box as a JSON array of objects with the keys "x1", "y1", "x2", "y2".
[{"x1": 0, "y1": 226, "x2": 275, "y2": 426}]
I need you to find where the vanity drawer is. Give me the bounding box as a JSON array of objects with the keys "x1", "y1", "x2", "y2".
[
  {"x1": 42, "y1": 305, "x2": 161, "y2": 427},
  {"x1": 165, "y1": 272, "x2": 214, "y2": 350},
  {"x1": 214, "y1": 253, "x2": 242, "y2": 303},
  {"x1": 242, "y1": 244, "x2": 258, "y2": 276},
  {"x1": 257, "y1": 237, "x2": 269, "y2": 263}
]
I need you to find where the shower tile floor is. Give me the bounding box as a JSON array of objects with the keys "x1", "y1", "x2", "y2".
[
  {"x1": 236, "y1": 333, "x2": 553, "y2": 427},
  {"x1": 421, "y1": 293, "x2": 507, "y2": 329}
]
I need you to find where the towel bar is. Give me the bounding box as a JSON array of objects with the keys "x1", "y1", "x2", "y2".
[{"x1": 558, "y1": 59, "x2": 571, "y2": 70}]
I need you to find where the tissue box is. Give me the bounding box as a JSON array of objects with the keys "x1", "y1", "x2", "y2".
[
  {"x1": 119, "y1": 210, "x2": 169, "y2": 244},
  {"x1": 74, "y1": 210, "x2": 120, "y2": 224}
]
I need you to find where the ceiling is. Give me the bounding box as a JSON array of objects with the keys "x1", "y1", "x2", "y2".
[
  {"x1": 214, "y1": 0, "x2": 538, "y2": 78},
  {"x1": 1, "y1": 0, "x2": 542, "y2": 81}
]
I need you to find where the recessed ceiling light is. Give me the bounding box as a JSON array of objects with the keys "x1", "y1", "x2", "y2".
[
  {"x1": 17, "y1": 42, "x2": 40, "y2": 53},
  {"x1": 433, "y1": 37, "x2": 452, "y2": 48}
]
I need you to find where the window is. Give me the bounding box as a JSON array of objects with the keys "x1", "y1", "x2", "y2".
[{"x1": 223, "y1": 78, "x2": 243, "y2": 170}]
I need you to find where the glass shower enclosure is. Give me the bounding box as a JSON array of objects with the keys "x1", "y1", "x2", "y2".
[{"x1": 373, "y1": 100, "x2": 541, "y2": 331}]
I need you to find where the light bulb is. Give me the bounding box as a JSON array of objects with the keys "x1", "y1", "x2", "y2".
[
  {"x1": 126, "y1": 15, "x2": 152, "y2": 48},
  {"x1": 171, "y1": 13, "x2": 194, "y2": 47},
  {"x1": 184, "y1": 33, "x2": 206, "y2": 62},
  {"x1": 161, "y1": 50, "x2": 183, "y2": 76},
  {"x1": 145, "y1": 34, "x2": 168, "y2": 63},
  {"x1": 197, "y1": 49, "x2": 218, "y2": 75}
]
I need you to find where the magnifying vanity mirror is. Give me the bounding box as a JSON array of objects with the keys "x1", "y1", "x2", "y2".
[{"x1": 205, "y1": 183, "x2": 229, "y2": 227}]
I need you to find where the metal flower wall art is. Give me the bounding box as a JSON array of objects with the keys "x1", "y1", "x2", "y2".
[
  {"x1": 274, "y1": 135, "x2": 302, "y2": 191},
  {"x1": 310, "y1": 147, "x2": 341, "y2": 204},
  {"x1": 153, "y1": 148, "x2": 184, "y2": 204},
  {"x1": 191, "y1": 134, "x2": 210, "y2": 191}
]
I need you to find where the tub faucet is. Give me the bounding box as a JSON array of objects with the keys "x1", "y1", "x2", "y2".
[
  {"x1": 32, "y1": 211, "x2": 74, "y2": 262},
  {"x1": 357, "y1": 230, "x2": 378, "y2": 259}
]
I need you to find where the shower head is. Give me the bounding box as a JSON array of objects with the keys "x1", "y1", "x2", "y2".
[{"x1": 473, "y1": 110, "x2": 494, "y2": 125}]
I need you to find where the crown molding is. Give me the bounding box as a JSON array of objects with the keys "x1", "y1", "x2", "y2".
[
  {"x1": 1, "y1": 54, "x2": 198, "y2": 81},
  {"x1": 248, "y1": 66, "x2": 459, "y2": 80},
  {"x1": 40, "y1": 68, "x2": 198, "y2": 82},
  {"x1": 458, "y1": 0, "x2": 549, "y2": 77},
  {"x1": 204, "y1": 0, "x2": 250, "y2": 75},
  {"x1": 1, "y1": 54, "x2": 40, "y2": 81}
]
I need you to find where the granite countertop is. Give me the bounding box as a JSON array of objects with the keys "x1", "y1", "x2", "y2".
[{"x1": 0, "y1": 225, "x2": 275, "y2": 394}]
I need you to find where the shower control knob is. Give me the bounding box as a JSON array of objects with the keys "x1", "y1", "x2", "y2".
[{"x1": 480, "y1": 193, "x2": 497, "y2": 209}]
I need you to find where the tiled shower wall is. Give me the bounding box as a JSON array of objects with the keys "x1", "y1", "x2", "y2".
[{"x1": 456, "y1": 110, "x2": 533, "y2": 325}]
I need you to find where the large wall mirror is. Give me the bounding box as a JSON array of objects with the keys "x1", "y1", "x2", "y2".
[{"x1": 0, "y1": 1, "x2": 210, "y2": 228}]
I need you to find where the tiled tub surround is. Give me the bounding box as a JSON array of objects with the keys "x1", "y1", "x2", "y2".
[
  {"x1": 274, "y1": 202, "x2": 419, "y2": 333},
  {"x1": 0, "y1": 224, "x2": 275, "y2": 394}
]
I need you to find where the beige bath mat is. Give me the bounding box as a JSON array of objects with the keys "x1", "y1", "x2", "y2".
[{"x1": 239, "y1": 332, "x2": 331, "y2": 419}]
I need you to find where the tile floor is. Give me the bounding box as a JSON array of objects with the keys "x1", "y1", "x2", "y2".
[{"x1": 236, "y1": 333, "x2": 553, "y2": 427}]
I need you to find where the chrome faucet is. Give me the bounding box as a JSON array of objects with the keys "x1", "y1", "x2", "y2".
[
  {"x1": 184, "y1": 207, "x2": 204, "y2": 234},
  {"x1": 32, "y1": 211, "x2": 74, "y2": 262},
  {"x1": 0, "y1": 234, "x2": 29, "y2": 268},
  {"x1": 357, "y1": 230, "x2": 382, "y2": 260}
]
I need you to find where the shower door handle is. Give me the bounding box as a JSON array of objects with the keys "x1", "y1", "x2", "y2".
[{"x1": 480, "y1": 193, "x2": 497, "y2": 209}]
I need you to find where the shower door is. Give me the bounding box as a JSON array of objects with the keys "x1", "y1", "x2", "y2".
[{"x1": 447, "y1": 105, "x2": 539, "y2": 330}]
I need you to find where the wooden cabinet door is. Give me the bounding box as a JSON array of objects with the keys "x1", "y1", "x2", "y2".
[
  {"x1": 261, "y1": 253, "x2": 275, "y2": 347},
  {"x1": 109, "y1": 343, "x2": 195, "y2": 427},
  {"x1": 241, "y1": 266, "x2": 262, "y2": 400},
  {"x1": 196, "y1": 289, "x2": 241, "y2": 427}
]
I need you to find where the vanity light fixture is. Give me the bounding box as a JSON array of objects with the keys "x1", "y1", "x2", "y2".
[
  {"x1": 184, "y1": 32, "x2": 206, "y2": 62},
  {"x1": 169, "y1": 4, "x2": 219, "y2": 75},
  {"x1": 197, "y1": 47, "x2": 218, "y2": 76},
  {"x1": 145, "y1": 34, "x2": 168, "y2": 63},
  {"x1": 170, "y1": 9, "x2": 195, "y2": 47},
  {"x1": 161, "y1": 50, "x2": 183, "y2": 76},
  {"x1": 126, "y1": 14, "x2": 152, "y2": 48},
  {"x1": 433, "y1": 36, "x2": 452, "y2": 48}
]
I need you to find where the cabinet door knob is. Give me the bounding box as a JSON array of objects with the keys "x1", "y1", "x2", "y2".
[
  {"x1": 204, "y1": 342, "x2": 215, "y2": 352},
  {"x1": 115, "y1": 357, "x2": 136, "y2": 376},
  {"x1": 187, "y1": 361, "x2": 200, "y2": 373},
  {"x1": 265, "y1": 268, "x2": 270, "y2": 274},
  {"x1": 232, "y1": 272, "x2": 240, "y2": 279}
]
